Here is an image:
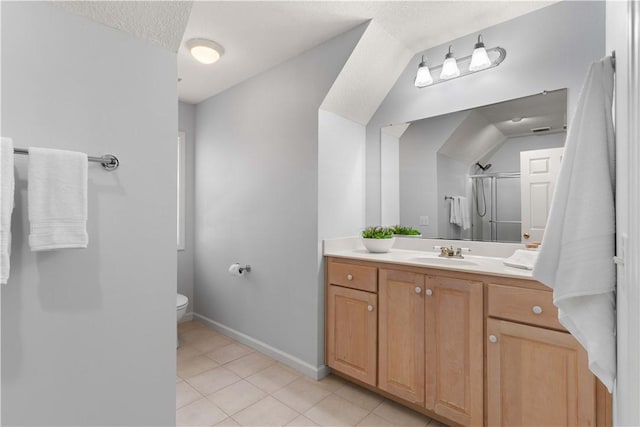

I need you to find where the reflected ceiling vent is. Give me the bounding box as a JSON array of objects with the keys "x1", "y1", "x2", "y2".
[{"x1": 531, "y1": 126, "x2": 551, "y2": 133}]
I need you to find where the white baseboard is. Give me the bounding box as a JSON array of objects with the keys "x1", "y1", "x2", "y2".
[{"x1": 192, "y1": 312, "x2": 329, "y2": 380}]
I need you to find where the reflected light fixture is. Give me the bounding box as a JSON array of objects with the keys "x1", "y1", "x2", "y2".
[
  {"x1": 440, "y1": 45, "x2": 460, "y2": 80},
  {"x1": 413, "y1": 34, "x2": 506, "y2": 88},
  {"x1": 469, "y1": 35, "x2": 491, "y2": 71},
  {"x1": 187, "y1": 38, "x2": 224, "y2": 65},
  {"x1": 414, "y1": 56, "x2": 433, "y2": 88}
]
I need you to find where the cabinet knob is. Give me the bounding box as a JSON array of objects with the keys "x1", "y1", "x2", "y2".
[
  {"x1": 523, "y1": 232, "x2": 531, "y2": 239},
  {"x1": 415, "y1": 287, "x2": 422, "y2": 294},
  {"x1": 367, "y1": 305, "x2": 374, "y2": 312},
  {"x1": 347, "y1": 274, "x2": 353, "y2": 281},
  {"x1": 425, "y1": 289, "x2": 433, "y2": 296},
  {"x1": 532, "y1": 305, "x2": 543, "y2": 315},
  {"x1": 489, "y1": 335, "x2": 498, "y2": 343}
]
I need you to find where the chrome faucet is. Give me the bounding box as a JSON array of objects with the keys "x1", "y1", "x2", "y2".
[{"x1": 439, "y1": 246, "x2": 465, "y2": 259}]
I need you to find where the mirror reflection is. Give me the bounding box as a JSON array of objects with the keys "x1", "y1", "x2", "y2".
[{"x1": 380, "y1": 89, "x2": 567, "y2": 243}]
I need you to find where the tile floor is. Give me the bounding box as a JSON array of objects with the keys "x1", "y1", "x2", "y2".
[{"x1": 176, "y1": 321, "x2": 447, "y2": 427}]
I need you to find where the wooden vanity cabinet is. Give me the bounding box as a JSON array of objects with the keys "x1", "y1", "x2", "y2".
[
  {"x1": 378, "y1": 269, "x2": 425, "y2": 404},
  {"x1": 486, "y1": 283, "x2": 603, "y2": 427},
  {"x1": 326, "y1": 261, "x2": 378, "y2": 386},
  {"x1": 325, "y1": 258, "x2": 610, "y2": 427},
  {"x1": 425, "y1": 276, "x2": 484, "y2": 426},
  {"x1": 377, "y1": 269, "x2": 484, "y2": 425}
]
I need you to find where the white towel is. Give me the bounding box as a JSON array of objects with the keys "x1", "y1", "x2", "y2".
[
  {"x1": 28, "y1": 147, "x2": 88, "y2": 251},
  {"x1": 449, "y1": 196, "x2": 461, "y2": 226},
  {"x1": 459, "y1": 196, "x2": 470, "y2": 230},
  {"x1": 532, "y1": 57, "x2": 616, "y2": 392},
  {"x1": 1, "y1": 138, "x2": 15, "y2": 284},
  {"x1": 503, "y1": 249, "x2": 539, "y2": 270}
]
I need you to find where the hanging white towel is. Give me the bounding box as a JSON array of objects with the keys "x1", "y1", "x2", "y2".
[
  {"x1": 28, "y1": 147, "x2": 88, "y2": 251},
  {"x1": 532, "y1": 57, "x2": 616, "y2": 392},
  {"x1": 449, "y1": 196, "x2": 459, "y2": 226},
  {"x1": 1, "y1": 138, "x2": 15, "y2": 284},
  {"x1": 459, "y1": 196, "x2": 471, "y2": 230}
]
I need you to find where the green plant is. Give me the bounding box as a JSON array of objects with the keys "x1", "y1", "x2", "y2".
[
  {"x1": 391, "y1": 225, "x2": 421, "y2": 235},
  {"x1": 362, "y1": 226, "x2": 394, "y2": 239}
]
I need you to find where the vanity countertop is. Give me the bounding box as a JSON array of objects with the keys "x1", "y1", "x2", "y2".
[{"x1": 324, "y1": 237, "x2": 536, "y2": 280}]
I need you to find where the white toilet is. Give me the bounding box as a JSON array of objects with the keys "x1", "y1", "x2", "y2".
[{"x1": 176, "y1": 293, "x2": 189, "y2": 348}]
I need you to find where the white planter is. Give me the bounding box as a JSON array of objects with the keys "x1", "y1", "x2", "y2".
[
  {"x1": 393, "y1": 234, "x2": 422, "y2": 239},
  {"x1": 362, "y1": 237, "x2": 395, "y2": 253}
]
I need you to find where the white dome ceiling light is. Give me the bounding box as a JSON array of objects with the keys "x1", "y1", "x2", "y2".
[{"x1": 186, "y1": 38, "x2": 224, "y2": 65}]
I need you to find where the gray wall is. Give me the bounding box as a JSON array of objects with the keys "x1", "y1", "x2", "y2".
[
  {"x1": 178, "y1": 102, "x2": 196, "y2": 309},
  {"x1": 367, "y1": 1, "x2": 605, "y2": 225},
  {"x1": 193, "y1": 27, "x2": 363, "y2": 375},
  {"x1": 398, "y1": 111, "x2": 468, "y2": 238},
  {"x1": 1, "y1": 3, "x2": 177, "y2": 425}
]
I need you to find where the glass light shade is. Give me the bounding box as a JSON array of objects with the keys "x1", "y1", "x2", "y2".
[
  {"x1": 186, "y1": 39, "x2": 224, "y2": 65},
  {"x1": 190, "y1": 46, "x2": 221, "y2": 64},
  {"x1": 469, "y1": 47, "x2": 491, "y2": 71},
  {"x1": 440, "y1": 57, "x2": 460, "y2": 80},
  {"x1": 414, "y1": 64, "x2": 433, "y2": 87}
]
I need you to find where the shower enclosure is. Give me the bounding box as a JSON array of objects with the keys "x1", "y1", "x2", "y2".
[{"x1": 470, "y1": 172, "x2": 521, "y2": 242}]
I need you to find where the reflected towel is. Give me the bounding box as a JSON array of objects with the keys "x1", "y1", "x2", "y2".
[
  {"x1": 532, "y1": 57, "x2": 616, "y2": 392},
  {"x1": 449, "y1": 196, "x2": 460, "y2": 226},
  {"x1": 459, "y1": 196, "x2": 470, "y2": 230},
  {"x1": 28, "y1": 147, "x2": 88, "y2": 251},
  {"x1": 1, "y1": 137, "x2": 15, "y2": 284}
]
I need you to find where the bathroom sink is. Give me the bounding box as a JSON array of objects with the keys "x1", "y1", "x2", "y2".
[{"x1": 411, "y1": 257, "x2": 478, "y2": 266}]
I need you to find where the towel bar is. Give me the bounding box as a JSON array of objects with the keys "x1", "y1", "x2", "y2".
[{"x1": 13, "y1": 148, "x2": 119, "y2": 171}]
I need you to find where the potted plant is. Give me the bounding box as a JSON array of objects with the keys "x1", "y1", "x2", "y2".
[
  {"x1": 391, "y1": 225, "x2": 422, "y2": 238},
  {"x1": 361, "y1": 226, "x2": 395, "y2": 253}
]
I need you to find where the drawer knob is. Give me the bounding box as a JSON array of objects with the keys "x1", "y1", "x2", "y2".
[
  {"x1": 489, "y1": 335, "x2": 498, "y2": 343},
  {"x1": 367, "y1": 305, "x2": 374, "y2": 312},
  {"x1": 425, "y1": 289, "x2": 433, "y2": 296},
  {"x1": 415, "y1": 287, "x2": 422, "y2": 294},
  {"x1": 532, "y1": 305, "x2": 543, "y2": 315},
  {"x1": 347, "y1": 274, "x2": 353, "y2": 281}
]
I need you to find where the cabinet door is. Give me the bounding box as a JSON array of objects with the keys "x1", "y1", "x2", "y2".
[
  {"x1": 378, "y1": 269, "x2": 425, "y2": 404},
  {"x1": 487, "y1": 318, "x2": 596, "y2": 427},
  {"x1": 326, "y1": 285, "x2": 377, "y2": 386},
  {"x1": 425, "y1": 276, "x2": 483, "y2": 426}
]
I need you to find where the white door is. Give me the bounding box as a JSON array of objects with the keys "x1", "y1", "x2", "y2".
[{"x1": 520, "y1": 147, "x2": 564, "y2": 243}]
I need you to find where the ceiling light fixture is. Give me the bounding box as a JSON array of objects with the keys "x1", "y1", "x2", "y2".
[
  {"x1": 187, "y1": 38, "x2": 224, "y2": 65},
  {"x1": 440, "y1": 45, "x2": 460, "y2": 80},
  {"x1": 413, "y1": 35, "x2": 506, "y2": 88},
  {"x1": 414, "y1": 56, "x2": 433, "y2": 88}
]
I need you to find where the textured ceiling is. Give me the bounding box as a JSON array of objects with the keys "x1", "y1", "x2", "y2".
[
  {"x1": 52, "y1": 1, "x2": 557, "y2": 106},
  {"x1": 178, "y1": 1, "x2": 555, "y2": 104},
  {"x1": 53, "y1": 1, "x2": 193, "y2": 52}
]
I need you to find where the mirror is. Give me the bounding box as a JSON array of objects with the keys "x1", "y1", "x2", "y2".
[{"x1": 380, "y1": 89, "x2": 567, "y2": 243}]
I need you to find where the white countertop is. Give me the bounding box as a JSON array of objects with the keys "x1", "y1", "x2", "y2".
[{"x1": 324, "y1": 237, "x2": 536, "y2": 280}]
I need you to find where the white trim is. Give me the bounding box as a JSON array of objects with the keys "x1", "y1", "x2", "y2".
[
  {"x1": 177, "y1": 131, "x2": 186, "y2": 251},
  {"x1": 614, "y1": 2, "x2": 640, "y2": 425},
  {"x1": 193, "y1": 312, "x2": 329, "y2": 380}
]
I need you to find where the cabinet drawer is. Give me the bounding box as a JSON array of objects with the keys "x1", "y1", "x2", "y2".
[
  {"x1": 487, "y1": 284, "x2": 565, "y2": 331},
  {"x1": 328, "y1": 261, "x2": 377, "y2": 292}
]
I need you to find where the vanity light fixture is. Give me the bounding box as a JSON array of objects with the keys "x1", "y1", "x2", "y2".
[
  {"x1": 414, "y1": 56, "x2": 433, "y2": 88},
  {"x1": 469, "y1": 35, "x2": 491, "y2": 71},
  {"x1": 413, "y1": 34, "x2": 506, "y2": 88},
  {"x1": 187, "y1": 38, "x2": 224, "y2": 65},
  {"x1": 440, "y1": 46, "x2": 460, "y2": 80}
]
